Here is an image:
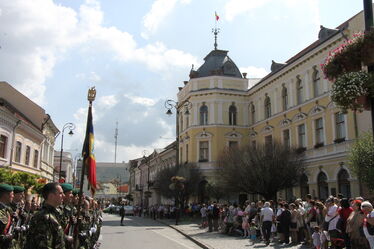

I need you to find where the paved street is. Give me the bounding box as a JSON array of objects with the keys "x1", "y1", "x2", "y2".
[
  {"x1": 100, "y1": 214, "x2": 309, "y2": 249},
  {"x1": 99, "y1": 214, "x2": 202, "y2": 249}
]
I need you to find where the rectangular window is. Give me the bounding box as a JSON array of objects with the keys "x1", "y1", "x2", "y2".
[
  {"x1": 265, "y1": 135, "x2": 272, "y2": 151},
  {"x1": 25, "y1": 146, "x2": 31, "y2": 165},
  {"x1": 251, "y1": 140, "x2": 256, "y2": 148},
  {"x1": 199, "y1": 141, "x2": 209, "y2": 162},
  {"x1": 0, "y1": 135, "x2": 7, "y2": 158},
  {"x1": 335, "y1": 113, "x2": 346, "y2": 140},
  {"x1": 229, "y1": 141, "x2": 238, "y2": 149},
  {"x1": 15, "y1": 141, "x2": 22, "y2": 163},
  {"x1": 283, "y1": 129, "x2": 290, "y2": 149},
  {"x1": 33, "y1": 150, "x2": 39, "y2": 168},
  {"x1": 315, "y1": 118, "x2": 324, "y2": 145},
  {"x1": 298, "y1": 124, "x2": 306, "y2": 148},
  {"x1": 185, "y1": 144, "x2": 188, "y2": 163}
]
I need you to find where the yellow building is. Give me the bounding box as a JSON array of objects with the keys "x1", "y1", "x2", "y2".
[{"x1": 176, "y1": 9, "x2": 372, "y2": 201}]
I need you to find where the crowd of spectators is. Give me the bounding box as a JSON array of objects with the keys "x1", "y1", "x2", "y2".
[{"x1": 196, "y1": 194, "x2": 374, "y2": 249}]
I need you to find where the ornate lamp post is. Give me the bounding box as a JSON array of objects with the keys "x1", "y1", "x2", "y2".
[
  {"x1": 59, "y1": 122, "x2": 75, "y2": 181},
  {"x1": 164, "y1": 99, "x2": 192, "y2": 166}
]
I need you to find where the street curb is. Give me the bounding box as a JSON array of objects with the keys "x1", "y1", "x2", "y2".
[{"x1": 155, "y1": 219, "x2": 213, "y2": 249}]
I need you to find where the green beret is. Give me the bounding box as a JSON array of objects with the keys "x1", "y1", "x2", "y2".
[
  {"x1": 13, "y1": 186, "x2": 25, "y2": 193},
  {"x1": 60, "y1": 183, "x2": 73, "y2": 193},
  {"x1": 72, "y1": 188, "x2": 79, "y2": 195},
  {"x1": 0, "y1": 184, "x2": 14, "y2": 192}
]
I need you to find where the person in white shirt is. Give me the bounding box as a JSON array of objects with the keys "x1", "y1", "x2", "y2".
[
  {"x1": 325, "y1": 198, "x2": 339, "y2": 232},
  {"x1": 260, "y1": 202, "x2": 274, "y2": 246},
  {"x1": 361, "y1": 201, "x2": 374, "y2": 248}
]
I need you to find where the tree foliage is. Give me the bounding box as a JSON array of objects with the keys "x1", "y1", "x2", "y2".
[
  {"x1": 348, "y1": 132, "x2": 374, "y2": 191},
  {"x1": 217, "y1": 142, "x2": 305, "y2": 200},
  {"x1": 154, "y1": 163, "x2": 203, "y2": 206},
  {"x1": 205, "y1": 180, "x2": 227, "y2": 202},
  {"x1": 0, "y1": 168, "x2": 39, "y2": 191}
]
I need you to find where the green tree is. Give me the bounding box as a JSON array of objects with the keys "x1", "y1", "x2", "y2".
[
  {"x1": 217, "y1": 141, "x2": 305, "y2": 200},
  {"x1": 348, "y1": 132, "x2": 374, "y2": 191},
  {"x1": 10, "y1": 171, "x2": 38, "y2": 190},
  {"x1": 0, "y1": 168, "x2": 13, "y2": 183},
  {"x1": 205, "y1": 181, "x2": 227, "y2": 202},
  {"x1": 154, "y1": 163, "x2": 203, "y2": 206}
]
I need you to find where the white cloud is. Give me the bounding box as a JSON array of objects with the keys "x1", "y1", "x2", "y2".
[
  {"x1": 123, "y1": 94, "x2": 156, "y2": 107},
  {"x1": 142, "y1": 0, "x2": 192, "y2": 38},
  {"x1": 224, "y1": 0, "x2": 270, "y2": 21},
  {"x1": 0, "y1": 0, "x2": 197, "y2": 105},
  {"x1": 239, "y1": 66, "x2": 268, "y2": 78},
  {"x1": 224, "y1": 0, "x2": 319, "y2": 26},
  {"x1": 98, "y1": 95, "x2": 118, "y2": 109}
]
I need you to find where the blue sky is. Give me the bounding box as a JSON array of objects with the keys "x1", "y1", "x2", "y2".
[{"x1": 0, "y1": 0, "x2": 369, "y2": 162}]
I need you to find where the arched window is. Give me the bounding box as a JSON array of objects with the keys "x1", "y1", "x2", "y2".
[
  {"x1": 313, "y1": 68, "x2": 322, "y2": 97},
  {"x1": 229, "y1": 104, "x2": 237, "y2": 125},
  {"x1": 264, "y1": 95, "x2": 271, "y2": 119},
  {"x1": 338, "y1": 169, "x2": 351, "y2": 198},
  {"x1": 282, "y1": 86, "x2": 288, "y2": 111},
  {"x1": 250, "y1": 103, "x2": 256, "y2": 125},
  {"x1": 296, "y1": 77, "x2": 303, "y2": 105},
  {"x1": 200, "y1": 104, "x2": 208, "y2": 125},
  {"x1": 317, "y1": 171, "x2": 328, "y2": 200},
  {"x1": 300, "y1": 174, "x2": 309, "y2": 199}
]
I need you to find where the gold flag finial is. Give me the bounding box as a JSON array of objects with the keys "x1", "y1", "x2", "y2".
[{"x1": 88, "y1": 87, "x2": 96, "y2": 102}]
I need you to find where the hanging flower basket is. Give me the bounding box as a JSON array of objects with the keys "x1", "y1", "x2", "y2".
[
  {"x1": 331, "y1": 71, "x2": 373, "y2": 112},
  {"x1": 361, "y1": 29, "x2": 374, "y2": 66},
  {"x1": 321, "y1": 33, "x2": 364, "y2": 81}
]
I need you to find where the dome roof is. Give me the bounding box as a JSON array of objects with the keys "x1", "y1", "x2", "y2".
[{"x1": 189, "y1": 49, "x2": 242, "y2": 79}]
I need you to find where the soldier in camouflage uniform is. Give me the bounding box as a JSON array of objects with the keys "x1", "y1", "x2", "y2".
[
  {"x1": 25, "y1": 182, "x2": 71, "y2": 249},
  {"x1": 77, "y1": 199, "x2": 92, "y2": 249},
  {"x1": 10, "y1": 185, "x2": 26, "y2": 249},
  {"x1": 59, "y1": 184, "x2": 77, "y2": 235},
  {"x1": 0, "y1": 184, "x2": 15, "y2": 249}
]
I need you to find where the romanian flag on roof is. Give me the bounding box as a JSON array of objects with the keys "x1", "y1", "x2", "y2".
[
  {"x1": 215, "y1": 11, "x2": 219, "y2": 21},
  {"x1": 82, "y1": 104, "x2": 96, "y2": 196}
]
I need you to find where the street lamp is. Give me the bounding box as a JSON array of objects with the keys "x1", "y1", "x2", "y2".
[
  {"x1": 59, "y1": 122, "x2": 75, "y2": 181},
  {"x1": 164, "y1": 99, "x2": 192, "y2": 166}
]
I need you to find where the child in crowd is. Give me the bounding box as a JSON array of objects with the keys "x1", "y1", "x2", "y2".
[
  {"x1": 242, "y1": 212, "x2": 250, "y2": 238},
  {"x1": 312, "y1": 226, "x2": 321, "y2": 249},
  {"x1": 249, "y1": 221, "x2": 257, "y2": 241}
]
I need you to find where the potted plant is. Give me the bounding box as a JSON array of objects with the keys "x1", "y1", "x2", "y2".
[
  {"x1": 331, "y1": 71, "x2": 373, "y2": 113},
  {"x1": 321, "y1": 33, "x2": 364, "y2": 81}
]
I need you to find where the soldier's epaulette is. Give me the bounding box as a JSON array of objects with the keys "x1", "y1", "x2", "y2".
[{"x1": 0, "y1": 209, "x2": 8, "y2": 224}]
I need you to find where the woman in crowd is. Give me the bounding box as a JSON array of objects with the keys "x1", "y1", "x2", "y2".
[
  {"x1": 289, "y1": 203, "x2": 299, "y2": 244},
  {"x1": 338, "y1": 198, "x2": 353, "y2": 248},
  {"x1": 346, "y1": 199, "x2": 369, "y2": 249}
]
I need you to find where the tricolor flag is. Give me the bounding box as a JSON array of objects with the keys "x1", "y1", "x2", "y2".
[
  {"x1": 215, "y1": 11, "x2": 219, "y2": 21},
  {"x1": 82, "y1": 104, "x2": 96, "y2": 195}
]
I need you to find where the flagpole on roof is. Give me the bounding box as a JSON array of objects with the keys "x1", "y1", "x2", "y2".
[{"x1": 74, "y1": 86, "x2": 96, "y2": 249}]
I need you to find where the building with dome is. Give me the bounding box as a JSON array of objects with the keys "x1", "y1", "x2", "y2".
[{"x1": 175, "y1": 8, "x2": 372, "y2": 201}]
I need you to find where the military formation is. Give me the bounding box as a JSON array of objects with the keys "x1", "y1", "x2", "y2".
[{"x1": 0, "y1": 182, "x2": 103, "y2": 249}]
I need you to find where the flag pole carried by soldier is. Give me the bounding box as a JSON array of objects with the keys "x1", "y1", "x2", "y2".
[{"x1": 74, "y1": 86, "x2": 97, "y2": 249}]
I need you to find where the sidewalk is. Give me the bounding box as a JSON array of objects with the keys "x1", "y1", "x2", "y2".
[{"x1": 155, "y1": 218, "x2": 308, "y2": 249}]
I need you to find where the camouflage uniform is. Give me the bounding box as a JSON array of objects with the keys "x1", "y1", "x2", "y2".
[
  {"x1": 25, "y1": 203, "x2": 66, "y2": 249},
  {"x1": 9, "y1": 202, "x2": 25, "y2": 249},
  {"x1": 77, "y1": 210, "x2": 92, "y2": 249},
  {"x1": 0, "y1": 202, "x2": 14, "y2": 249}
]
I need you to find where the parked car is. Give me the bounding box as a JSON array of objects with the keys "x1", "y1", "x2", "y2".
[{"x1": 124, "y1": 205, "x2": 134, "y2": 216}]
